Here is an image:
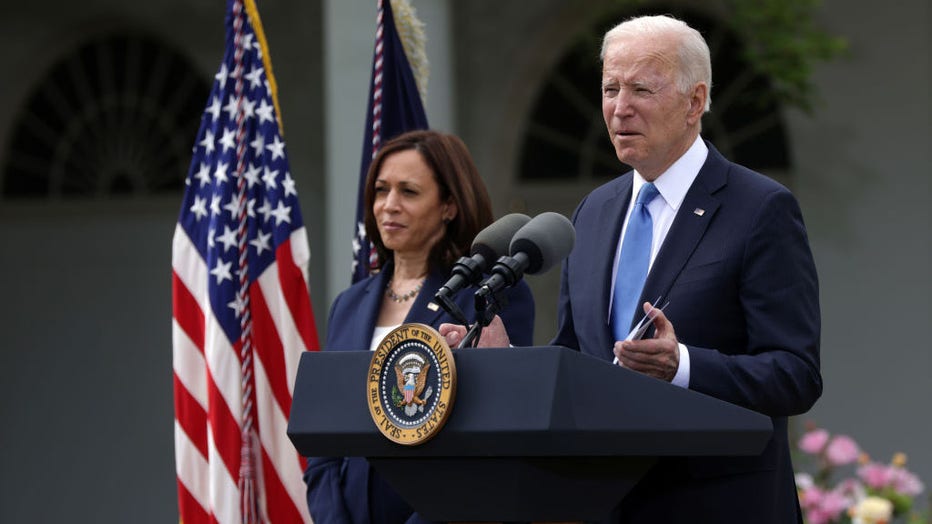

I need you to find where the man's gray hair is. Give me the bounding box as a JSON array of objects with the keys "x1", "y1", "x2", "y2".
[{"x1": 601, "y1": 15, "x2": 712, "y2": 113}]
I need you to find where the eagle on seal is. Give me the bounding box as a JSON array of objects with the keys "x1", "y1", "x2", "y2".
[{"x1": 394, "y1": 354, "x2": 430, "y2": 407}]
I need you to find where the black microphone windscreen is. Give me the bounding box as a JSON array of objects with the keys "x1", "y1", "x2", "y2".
[
  {"x1": 470, "y1": 213, "x2": 531, "y2": 264},
  {"x1": 509, "y1": 212, "x2": 575, "y2": 275}
]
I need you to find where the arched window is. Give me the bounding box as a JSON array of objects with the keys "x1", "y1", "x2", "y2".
[
  {"x1": 518, "y1": 7, "x2": 790, "y2": 184},
  {"x1": 2, "y1": 33, "x2": 210, "y2": 199}
]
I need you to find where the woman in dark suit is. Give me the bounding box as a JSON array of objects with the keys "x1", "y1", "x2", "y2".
[{"x1": 303, "y1": 130, "x2": 535, "y2": 524}]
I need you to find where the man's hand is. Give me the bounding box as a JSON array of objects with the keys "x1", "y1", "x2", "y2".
[
  {"x1": 439, "y1": 315, "x2": 512, "y2": 348},
  {"x1": 438, "y1": 323, "x2": 467, "y2": 347},
  {"x1": 613, "y1": 301, "x2": 679, "y2": 381}
]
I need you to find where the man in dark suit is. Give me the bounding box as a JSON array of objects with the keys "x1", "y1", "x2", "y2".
[{"x1": 445, "y1": 14, "x2": 821, "y2": 523}]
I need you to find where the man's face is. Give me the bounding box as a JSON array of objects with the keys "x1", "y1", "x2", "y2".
[{"x1": 601, "y1": 34, "x2": 700, "y2": 180}]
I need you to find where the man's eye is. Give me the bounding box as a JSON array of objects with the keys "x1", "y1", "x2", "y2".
[{"x1": 602, "y1": 87, "x2": 618, "y2": 96}]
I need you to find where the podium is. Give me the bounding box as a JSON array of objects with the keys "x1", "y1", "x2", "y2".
[{"x1": 288, "y1": 346, "x2": 771, "y2": 522}]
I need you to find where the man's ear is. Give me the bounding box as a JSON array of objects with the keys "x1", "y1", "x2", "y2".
[{"x1": 686, "y1": 82, "x2": 708, "y2": 125}]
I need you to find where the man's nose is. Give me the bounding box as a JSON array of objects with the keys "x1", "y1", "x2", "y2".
[{"x1": 612, "y1": 91, "x2": 633, "y2": 117}]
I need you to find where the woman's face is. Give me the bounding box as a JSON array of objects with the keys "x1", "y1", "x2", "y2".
[{"x1": 373, "y1": 149, "x2": 455, "y2": 261}]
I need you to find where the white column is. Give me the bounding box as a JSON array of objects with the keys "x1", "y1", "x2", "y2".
[
  {"x1": 412, "y1": 0, "x2": 454, "y2": 133},
  {"x1": 322, "y1": 0, "x2": 376, "y2": 311}
]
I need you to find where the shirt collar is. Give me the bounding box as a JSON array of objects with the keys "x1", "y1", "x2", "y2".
[{"x1": 632, "y1": 136, "x2": 708, "y2": 212}]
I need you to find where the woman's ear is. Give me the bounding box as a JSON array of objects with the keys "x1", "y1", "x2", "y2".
[{"x1": 442, "y1": 200, "x2": 458, "y2": 223}]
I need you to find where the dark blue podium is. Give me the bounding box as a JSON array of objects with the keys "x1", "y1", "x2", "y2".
[{"x1": 288, "y1": 346, "x2": 771, "y2": 522}]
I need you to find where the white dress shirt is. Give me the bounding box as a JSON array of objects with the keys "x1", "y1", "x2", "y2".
[
  {"x1": 608, "y1": 136, "x2": 708, "y2": 388},
  {"x1": 369, "y1": 324, "x2": 400, "y2": 352}
]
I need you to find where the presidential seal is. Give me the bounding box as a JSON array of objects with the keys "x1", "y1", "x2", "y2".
[{"x1": 367, "y1": 323, "x2": 456, "y2": 445}]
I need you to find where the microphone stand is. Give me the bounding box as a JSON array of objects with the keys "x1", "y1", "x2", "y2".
[
  {"x1": 434, "y1": 255, "x2": 483, "y2": 331},
  {"x1": 434, "y1": 292, "x2": 470, "y2": 327},
  {"x1": 457, "y1": 285, "x2": 509, "y2": 348},
  {"x1": 457, "y1": 323, "x2": 482, "y2": 349}
]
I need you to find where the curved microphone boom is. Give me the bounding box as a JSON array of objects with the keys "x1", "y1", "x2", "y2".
[
  {"x1": 434, "y1": 213, "x2": 531, "y2": 302},
  {"x1": 477, "y1": 212, "x2": 576, "y2": 298}
]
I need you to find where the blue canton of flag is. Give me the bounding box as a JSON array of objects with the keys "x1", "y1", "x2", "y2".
[
  {"x1": 179, "y1": 15, "x2": 303, "y2": 344},
  {"x1": 351, "y1": 0, "x2": 429, "y2": 283}
]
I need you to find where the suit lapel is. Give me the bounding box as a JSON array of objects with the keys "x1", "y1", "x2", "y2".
[
  {"x1": 641, "y1": 145, "x2": 727, "y2": 307},
  {"x1": 404, "y1": 269, "x2": 448, "y2": 326},
  {"x1": 346, "y1": 267, "x2": 445, "y2": 352},
  {"x1": 344, "y1": 269, "x2": 389, "y2": 351},
  {"x1": 592, "y1": 176, "x2": 633, "y2": 360}
]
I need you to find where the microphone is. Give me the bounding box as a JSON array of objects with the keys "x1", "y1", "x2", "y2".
[
  {"x1": 477, "y1": 212, "x2": 576, "y2": 297},
  {"x1": 435, "y1": 213, "x2": 531, "y2": 301}
]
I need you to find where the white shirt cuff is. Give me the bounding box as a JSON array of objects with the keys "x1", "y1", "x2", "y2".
[{"x1": 671, "y1": 343, "x2": 690, "y2": 388}]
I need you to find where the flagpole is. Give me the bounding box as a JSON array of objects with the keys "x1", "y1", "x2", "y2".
[
  {"x1": 350, "y1": 0, "x2": 430, "y2": 283},
  {"x1": 172, "y1": 0, "x2": 317, "y2": 522}
]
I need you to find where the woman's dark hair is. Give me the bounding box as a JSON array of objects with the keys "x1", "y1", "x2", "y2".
[{"x1": 363, "y1": 129, "x2": 494, "y2": 272}]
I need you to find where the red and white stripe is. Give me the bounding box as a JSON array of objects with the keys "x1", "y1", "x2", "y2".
[{"x1": 172, "y1": 225, "x2": 317, "y2": 524}]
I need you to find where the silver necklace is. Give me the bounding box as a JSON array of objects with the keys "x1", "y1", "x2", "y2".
[{"x1": 386, "y1": 278, "x2": 423, "y2": 303}]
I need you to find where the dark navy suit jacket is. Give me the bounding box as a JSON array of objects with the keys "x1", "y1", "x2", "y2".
[
  {"x1": 553, "y1": 143, "x2": 821, "y2": 523},
  {"x1": 303, "y1": 264, "x2": 534, "y2": 524}
]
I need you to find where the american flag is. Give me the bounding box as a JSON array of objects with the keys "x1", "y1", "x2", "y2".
[
  {"x1": 351, "y1": 0, "x2": 429, "y2": 282},
  {"x1": 171, "y1": 0, "x2": 318, "y2": 523}
]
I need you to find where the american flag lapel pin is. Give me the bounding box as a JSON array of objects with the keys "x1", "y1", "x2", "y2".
[
  {"x1": 427, "y1": 302, "x2": 440, "y2": 312},
  {"x1": 693, "y1": 208, "x2": 705, "y2": 216}
]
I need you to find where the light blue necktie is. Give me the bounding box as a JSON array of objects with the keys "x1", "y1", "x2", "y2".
[{"x1": 611, "y1": 182, "x2": 659, "y2": 341}]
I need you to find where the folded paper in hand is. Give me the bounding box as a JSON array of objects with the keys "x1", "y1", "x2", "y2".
[{"x1": 613, "y1": 298, "x2": 669, "y2": 365}]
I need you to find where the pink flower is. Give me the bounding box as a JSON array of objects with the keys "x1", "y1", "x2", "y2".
[
  {"x1": 799, "y1": 485, "x2": 825, "y2": 510},
  {"x1": 800, "y1": 428, "x2": 830, "y2": 454},
  {"x1": 802, "y1": 484, "x2": 857, "y2": 524},
  {"x1": 820, "y1": 489, "x2": 850, "y2": 520},
  {"x1": 806, "y1": 507, "x2": 834, "y2": 524},
  {"x1": 794, "y1": 422, "x2": 927, "y2": 524},
  {"x1": 825, "y1": 435, "x2": 860, "y2": 466},
  {"x1": 835, "y1": 478, "x2": 866, "y2": 500},
  {"x1": 889, "y1": 467, "x2": 925, "y2": 497},
  {"x1": 858, "y1": 462, "x2": 893, "y2": 490}
]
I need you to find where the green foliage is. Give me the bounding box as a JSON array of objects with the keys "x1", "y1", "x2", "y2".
[
  {"x1": 392, "y1": 385, "x2": 404, "y2": 407},
  {"x1": 879, "y1": 487, "x2": 915, "y2": 516},
  {"x1": 604, "y1": 0, "x2": 847, "y2": 113},
  {"x1": 725, "y1": 0, "x2": 847, "y2": 113},
  {"x1": 909, "y1": 503, "x2": 931, "y2": 524}
]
